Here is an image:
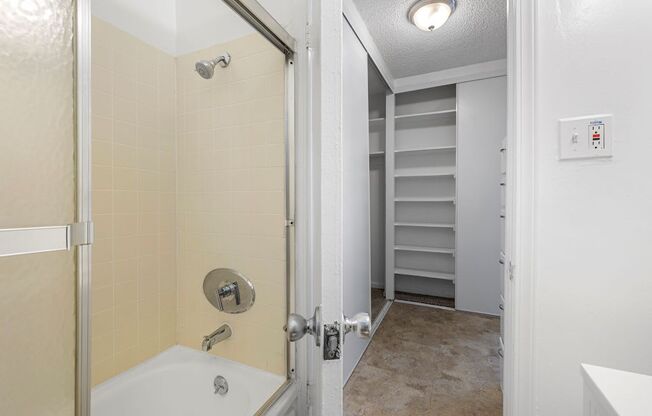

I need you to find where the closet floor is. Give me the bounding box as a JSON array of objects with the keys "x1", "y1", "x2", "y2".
[{"x1": 344, "y1": 302, "x2": 501, "y2": 416}]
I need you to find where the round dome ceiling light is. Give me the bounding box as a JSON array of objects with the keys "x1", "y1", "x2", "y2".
[{"x1": 408, "y1": 0, "x2": 457, "y2": 32}]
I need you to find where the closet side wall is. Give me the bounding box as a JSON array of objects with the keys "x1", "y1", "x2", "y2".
[{"x1": 456, "y1": 76, "x2": 506, "y2": 315}]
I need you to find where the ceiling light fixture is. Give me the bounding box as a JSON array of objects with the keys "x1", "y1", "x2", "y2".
[{"x1": 408, "y1": 0, "x2": 457, "y2": 32}]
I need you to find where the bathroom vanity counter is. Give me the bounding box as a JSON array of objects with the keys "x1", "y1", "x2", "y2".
[{"x1": 582, "y1": 364, "x2": 652, "y2": 416}]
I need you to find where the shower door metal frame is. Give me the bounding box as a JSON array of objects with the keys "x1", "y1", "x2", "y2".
[
  {"x1": 218, "y1": 1, "x2": 301, "y2": 415},
  {"x1": 221, "y1": 0, "x2": 296, "y2": 56},
  {"x1": 253, "y1": 53, "x2": 298, "y2": 416},
  {"x1": 74, "y1": 0, "x2": 301, "y2": 414},
  {"x1": 0, "y1": 0, "x2": 91, "y2": 414},
  {"x1": 76, "y1": 0, "x2": 92, "y2": 415}
]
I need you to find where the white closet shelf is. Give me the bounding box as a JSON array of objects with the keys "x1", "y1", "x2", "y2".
[
  {"x1": 394, "y1": 222, "x2": 455, "y2": 229},
  {"x1": 395, "y1": 267, "x2": 455, "y2": 281},
  {"x1": 369, "y1": 151, "x2": 385, "y2": 157},
  {"x1": 394, "y1": 109, "x2": 456, "y2": 120},
  {"x1": 394, "y1": 170, "x2": 455, "y2": 178},
  {"x1": 395, "y1": 145, "x2": 456, "y2": 154},
  {"x1": 369, "y1": 117, "x2": 385, "y2": 123},
  {"x1": 395, "y1": 245, "x2": 455, "y2": 255},
  {"x1": 395, "y1": 197, "x2": 455, "y2": 203}
]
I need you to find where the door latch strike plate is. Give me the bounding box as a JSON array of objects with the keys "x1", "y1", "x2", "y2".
[{"x1": 323, "y1": 323, "x2": 341, "y2": 360}]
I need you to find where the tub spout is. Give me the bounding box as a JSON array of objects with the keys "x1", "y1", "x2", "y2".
[{"x1": 202, "y1": 324, "x2": 232, "y2": 352}]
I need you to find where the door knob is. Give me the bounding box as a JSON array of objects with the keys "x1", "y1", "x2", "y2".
[
  {"x1": 284, "y1": 307, "x2": 321, "y2": 346},
  {"x1": 343, "y1": 312, "x2": 371, "y2": 339}
]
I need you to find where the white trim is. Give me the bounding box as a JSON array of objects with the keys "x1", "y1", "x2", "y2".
[
  {"x1": 370, "y1": 299, "x2": 391, "y2": 335},
  {"x1": 394, "y1": 299, "x2": 455, "y2": 312},
  {"x1": 342, "y1": 0, "x2": 394, "y2": 91},
  {"x1": 504, "y1": 0, "x2": 536, "y2": 415},
  {"x1": 384, "y1": 93, "x2": 396, "y2": 300},
  {"x1": 393, "y1": 59, "x2": 507, "y2": 93},
  {"x1": 309, "y1": 1, "x2": 345, "y2": 415}
]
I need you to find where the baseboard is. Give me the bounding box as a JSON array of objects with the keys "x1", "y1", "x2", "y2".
[{"x1": 394, "y1": 299, "x2": 455, "y2": 311}]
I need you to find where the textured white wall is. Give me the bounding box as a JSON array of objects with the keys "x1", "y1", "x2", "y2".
[
  {"x1": 532, "y1": 1, "x2": 652, "y2": 415},
  {"x1": 351, "y1": 0, "x2": 506, "y2": 78}
]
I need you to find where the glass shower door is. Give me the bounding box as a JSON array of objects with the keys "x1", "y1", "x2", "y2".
[{"x1": 0, "y1": 1, "x2": 79, "y2": 415}]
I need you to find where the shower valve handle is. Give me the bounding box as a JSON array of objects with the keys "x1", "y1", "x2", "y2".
[{"x1": 216, "y1": 281, "x2": 240, "y2": 311}]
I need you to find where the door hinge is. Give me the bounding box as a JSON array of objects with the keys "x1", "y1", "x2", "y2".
[
  {"x1": 69, "y1": 221, "x2": 94, "y2": 247},
  {"x1": 285, "y1": 218, "x2": 295, "y2": 227}
]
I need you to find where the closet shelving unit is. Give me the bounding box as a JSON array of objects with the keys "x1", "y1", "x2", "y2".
[{"x1": 392, "y1": 84, "x2": 457, "y2": 295}]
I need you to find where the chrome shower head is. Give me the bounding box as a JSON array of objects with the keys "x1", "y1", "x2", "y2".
[{"x1": 195, "y1": 52, "x2": 231, "y2": 79}]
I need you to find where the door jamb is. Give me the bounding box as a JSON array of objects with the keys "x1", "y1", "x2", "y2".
[
  {"x1": 303, "y1": 0, "x2": 539, "y2": 414},
  {"x1": 504, "y1": 0, "x2": 536, "y2": 415}
]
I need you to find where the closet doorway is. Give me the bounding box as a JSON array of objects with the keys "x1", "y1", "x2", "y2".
[{"x1": 342, "y1": 1, "x2": 508, "y2": 414}]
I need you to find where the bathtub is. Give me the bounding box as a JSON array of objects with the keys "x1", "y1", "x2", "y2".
[{"x1": 91, "y1": 345, "x2": 287, "y2": 416}]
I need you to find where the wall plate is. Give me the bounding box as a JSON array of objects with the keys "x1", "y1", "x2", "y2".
[{"x1": 559, "y1": 114, "x2": 613, "y2": 160}]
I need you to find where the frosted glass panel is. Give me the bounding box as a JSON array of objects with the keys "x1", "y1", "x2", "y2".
[
  {"x1": 0, "y1": 252, "x2": 76, "y2": 415},
  {"x1": 0, "y1": 0, "x2": 77, "y2": 414}
]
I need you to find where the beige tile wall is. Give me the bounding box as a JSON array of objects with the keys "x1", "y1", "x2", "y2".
[
  {"x1": 90, "y1": 17, "x2": 177, "y2": 386},
  {"x1": 91, "y1": 18, "x2": 288, "y2": 383},
  {"x1": 175, "y1": 34, "x2": 287, "y2": 375}
]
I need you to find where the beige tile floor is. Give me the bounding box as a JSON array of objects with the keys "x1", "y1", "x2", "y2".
[{"x1": 345, "y1": 302, "x2": 502, "y2": 416}]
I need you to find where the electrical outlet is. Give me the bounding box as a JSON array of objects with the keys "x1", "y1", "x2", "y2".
[
  {"x1": 589, "y1": 122, "x2": 605, "y2": 152},
  {"x1": 559, "y1": 115, "x2": 613, "y2": 160}
]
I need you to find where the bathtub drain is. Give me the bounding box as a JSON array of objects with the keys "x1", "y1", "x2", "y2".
[{"x1": 213, "y1": 375, "x2": 228, "y2": 395}]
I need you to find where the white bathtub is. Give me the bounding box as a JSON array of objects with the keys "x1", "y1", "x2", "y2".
[{"x1": 91, "y1": 345, "x2": 286, "y2": 416}]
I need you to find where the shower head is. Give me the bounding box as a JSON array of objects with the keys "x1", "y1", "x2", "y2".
[{"x1": 195, "y1": 52, "x2": 231, "y2": 79}]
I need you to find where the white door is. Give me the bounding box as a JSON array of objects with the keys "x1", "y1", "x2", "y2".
[
  {"x1": 341, "y1": 18, "x2": 372, "y2": 382},
  {"x1": 285, "y1": 4, "x2": 371, "y2": 416}
]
